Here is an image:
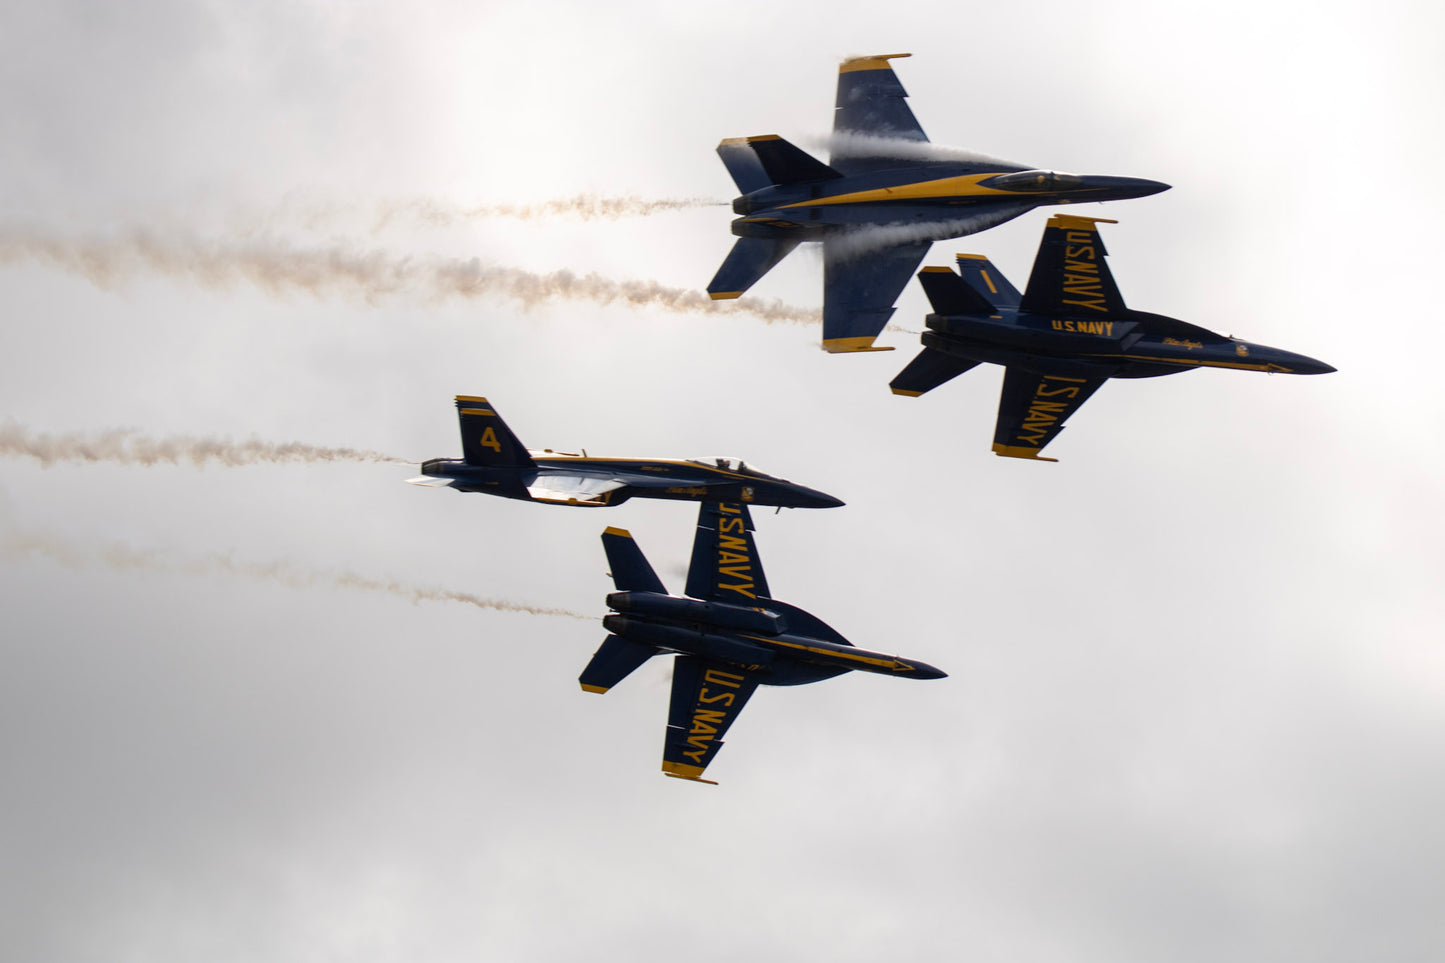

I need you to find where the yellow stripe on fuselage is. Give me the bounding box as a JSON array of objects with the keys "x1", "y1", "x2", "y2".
[
  {"x1": 740, "y1": 634, "x2": 899, "y2": 670},
  {"x1": 1091, "y1": 353, "x2": 1282, "y2": 373},
  {"x1": 781, "y1": 173, "x2": 1015, "y2": 209}
]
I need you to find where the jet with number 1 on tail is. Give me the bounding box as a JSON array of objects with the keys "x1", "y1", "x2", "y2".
[
  {"x1": 408, "y1": 396, "x2": 843, "y2": 508},
  {"x1": 580, "y1": 501, "x2": 945, "y2": 784},
  {"x1": 890, "y1": 215, "x2": 1335, "y2": 461},
  {"x1": 707, "y1": 52, "x2": 1170, "y2": 353}
]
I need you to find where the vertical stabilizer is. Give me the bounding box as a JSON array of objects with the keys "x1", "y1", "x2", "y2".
[{"x1": 455, "y1": 396, "x2": 534, "y2": 468}]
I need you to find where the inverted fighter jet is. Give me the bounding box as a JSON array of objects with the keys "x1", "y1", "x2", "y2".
[
  {"x1": 707, "y1": 52, "x2": 1169, "y2": 353},
  {"x1": 890, "y1": 215, "x2": 1335, "y2": 461},
  {"x1": 581, "y1": 502, "x2": 945, "y2": 783},
  {"x1": 407, "y1": 396, "x2": 842, "y2": 508}
]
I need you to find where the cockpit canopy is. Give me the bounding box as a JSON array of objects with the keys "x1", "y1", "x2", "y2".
[
  {"x1": 689, "y1": 456, "x2": 767, "y2": 476},
  {"x1": 986, "y1": 170, "x2": 1084, "y2": 192}
]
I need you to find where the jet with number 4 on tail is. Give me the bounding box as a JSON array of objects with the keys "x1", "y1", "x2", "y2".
[
  {"x1": 890, "y1": 215, "x2": 1335, "y2": 461},
  {"x1": 407, "y1": 396, "x2": 842, "y2": 508},
  {"x1": 707, "y1": 52, "x2": 1169, "y2": 353},
  {"x1": 581, "y1": 501, "x2": 945, "y2": 784}
]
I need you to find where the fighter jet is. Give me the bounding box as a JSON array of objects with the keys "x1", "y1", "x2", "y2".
[
  {"x1": 407, "y1": 396, "x2": 842, "y2": 508},
  {"x1": 581, "y1": 501, "x2": 945, "y2": 783},
  {"x1": 890, "y1": 215, "x2": 1335, "y2": 461},
  {"x1": 707, "y1": 52, "x2": 1170, "y2": 353}
]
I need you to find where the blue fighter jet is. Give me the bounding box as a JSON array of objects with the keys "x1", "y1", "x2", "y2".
[
  {"x1": 581, "y1": 501, "x2": 945, "y2": 784},
  {"x1": 408, "y1": 396, "x2": 842, "y2": 508},
  {"x1": 890, "y1": 215, "x2": 1335, "y2": 461},
  {"x1": 707, "y1": 53, "x2": 1169, "y2": 353}
]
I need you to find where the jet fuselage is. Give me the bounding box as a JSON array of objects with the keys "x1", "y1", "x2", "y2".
[
  {"x1": 730, "y1": 166, "x2": 1171, "y2": 241},
  {"x1": 603, "y1": 590, "x2": 945, "y2": 685},
  {"x1": 414, "y1": 455, "x2": 844, "y2": 509},
  {"x1": 921, "y1": 308, "x2": 1336, "y2": 379}
]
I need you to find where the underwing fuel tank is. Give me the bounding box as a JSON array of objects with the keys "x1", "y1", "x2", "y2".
[
  {"x1": 605, "y1": 591, "x2": 789, "y2": 635},
  {"x1": 601, "y1": 615, "x2": 776, "y2": 666}
]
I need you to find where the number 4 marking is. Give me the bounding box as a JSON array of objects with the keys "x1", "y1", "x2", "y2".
[{"x1": 480, "y1": 427, "x2": 501, "y2": 452}]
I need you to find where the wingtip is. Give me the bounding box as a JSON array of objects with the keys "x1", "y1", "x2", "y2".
[
  {"x1": 822, "y1": 337, "x2": 894, "y2": 354},
  {"x1": 662, "y1": 761, "x2": 718, "y2": 785},
  {"x1": 839, "y1": 53, "x2": 912, "y2": 73},
  {"x1": 992, "y1": 444, "x2": 1059, "y2": 463},
  {"x1": 709, "y1": 290, "x2": 743, "y2": 300},
  {"x1": 602, "y1": 526, "x2": 632, "y2": 538}
]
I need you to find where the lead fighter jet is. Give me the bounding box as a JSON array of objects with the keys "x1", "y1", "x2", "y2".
[
  {"x1": 890, "y1": 215, "x2": 1335, "y2": 460},
  {"x1": 581, "y1": 501, "x2": 945, "y2": 784},
  {"x1": 408, "y1": 396, "x2": 842, "y2": 508},
  {"x1": 707, "y1": 52, "x2": 1169, "y2": 353}
]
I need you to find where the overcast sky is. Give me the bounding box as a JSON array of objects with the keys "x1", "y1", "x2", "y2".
[{"x1": 2, "y1": 2, "x2": 1443, "y2": 961}]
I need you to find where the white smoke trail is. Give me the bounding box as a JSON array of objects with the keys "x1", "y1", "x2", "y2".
[
  {"x1": 0, "y1": 231, "x2": 820, "y2": 326},
  {"x1": 1, "y1": 528, "x2": 591, "y2": 620},
  {"x1": 823, "y1": 206, "x2": 1037, "y2": 262},
  {"x1": 375, "y1": 193, "x2": 727, "y2": 228},
  {"x1": 0, "y1": 421, "x2": 407, "y2": 469},
  {"x1": 821, "y1": 132, "x2": 1029, "y2": 171}
]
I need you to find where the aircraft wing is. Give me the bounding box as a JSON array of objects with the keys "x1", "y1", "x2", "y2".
[
  {"x1": 685, "y1": 502, "x2": 771, "y2": 602},
  {"x1": 1019, "y1": 215, "x2": 1128, "y2": 319},
  {"x1": 661, "y1": 654, "x2": 763, "y2": 784},
  {"x1": 992, "y1": 367, "x2": 1107, "y2": 462},
  {"x1": 525, "y1": 472, "x2": 627, "y2": 506},
  {"x1": 831, "y1": 53, "x2": 926, "y2": 175},
  {"x1": 821, "y1": 240, "x2": 931, "y2": 352}
]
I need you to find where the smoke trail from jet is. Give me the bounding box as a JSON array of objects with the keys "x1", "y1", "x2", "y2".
[
  {"x1": 1, "y1": 528, "x2": 591, "y2": 620},
  {"x1": 823, "y1": 205, "x2": 1037, "y2": 262},
  {"x1": 821, "y1": 132, "x2": 1028, "y2": 171},
  {"x1": 375, "y1": 193, "x2": 727, "y2": 228},
  {"x1": 0, "y1": 421, "x2": 408, "y2": 469},
  {"x1": 0, "y1": 232, "x2": 820, "y2": 326}
]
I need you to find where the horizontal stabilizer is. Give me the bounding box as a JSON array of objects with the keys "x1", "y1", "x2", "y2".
[
  {"x1": 746, "y1": 135, "x2": 843, "y2": 186},
  {"x1": 579, "y1": 635, "x2": 659, "y2": 694},
  {"x1": 707, "y1": 236, "x2": 800, "y2": 299},
  {"x1": 890, "y1": 348, "x2": 980, "y2": 397},
  {"x1": 917, "y1": 266, "x2": 997, "y2": 316},
  {"x1": 602, "y1": 527, "x2": 668, "y2": 594}
]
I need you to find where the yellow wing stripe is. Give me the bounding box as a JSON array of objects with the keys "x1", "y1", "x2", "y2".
[
  {"x1": 993, "y1": 444, "x2": 1059, "y2": 463},
  {"x1": 839, "y1": 52, "x2": 911, "y2": 73},
  {"x1": 823, "y1": 336, "x2": 894, "y2": 354},
  {"x1": 1045, "y1": 214, "x2": 1118, "y2": 231},
  {"x1": 662, "y1": 761, "x2": 718, "y2": 785}
]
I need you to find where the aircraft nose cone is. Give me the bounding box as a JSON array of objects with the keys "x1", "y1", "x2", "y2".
[
  {"x1": 908, "y1": 660, "x2": 948, "y2": 680},
  {"x1": 792, "y1": 485, "x2": 845, "y2": 509},
  {"x1": 1082, "y1": 175, "x2": 1171, "y2": 200}
]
